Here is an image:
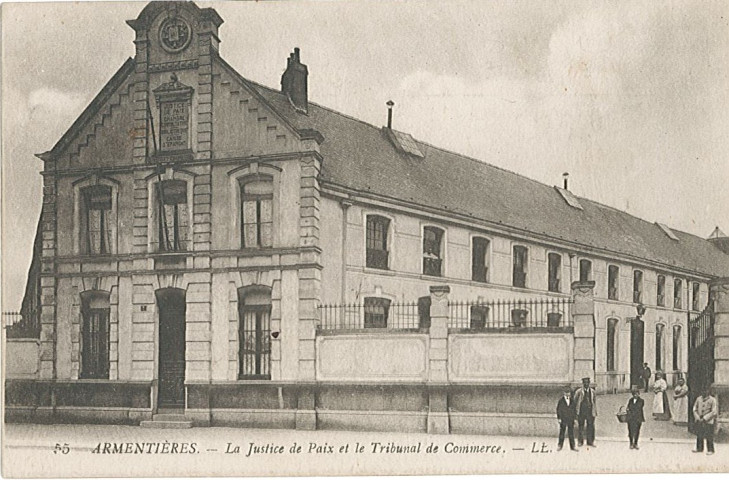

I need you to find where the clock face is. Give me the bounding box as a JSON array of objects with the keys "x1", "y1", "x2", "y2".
[{"x1": 159, "y1": 17, "x2": 192, "y2": 53}]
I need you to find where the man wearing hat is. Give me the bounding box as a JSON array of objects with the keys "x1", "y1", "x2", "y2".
[
  {"x1": 573, "y1": 377, "x2": 597, "y2": 447},
  {"x1": 556, "y1": 385, "x2": 578, "y2": 451},
  {"x1": 692, "y1": 385, "x2": 718, "y2": 455},
  {"x1": 626, "y1": 385, "x2": 645, "y2": 449}
]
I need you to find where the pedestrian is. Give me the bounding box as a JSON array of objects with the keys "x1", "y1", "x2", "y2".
[
  {"x1": 652, "y1": 372, "x2": 671, "y2": 421},
  {"x1": 626, "y1": 385, "x2": 645, "y2": 449},
  {"x1": 641, "y1": 363, "x2": 652, "y2": 393},
  {"x1": 673, "y1": 376, "x2": 689, "y2": 425},
  {"x1": 692, "y1": 386, "x2": 718, "y2": 455},
  {"x1": 574, "y1": 377, "x2": 597, "y2": 447},
  {"x1": 556, "y1": 386, "x2": 578, "y2": 451}
]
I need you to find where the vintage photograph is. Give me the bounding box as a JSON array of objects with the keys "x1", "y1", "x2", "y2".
[{"x1": 2, "y1": 0, "x2": 728, "y2": 476}]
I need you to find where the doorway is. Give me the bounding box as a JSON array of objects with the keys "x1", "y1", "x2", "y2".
[
  {"x1": 630, "y1": 317, "x2": 645, "y2": 388},
  {"x1": 157, "y1": 288, "x2": 186, "y2": 408}
]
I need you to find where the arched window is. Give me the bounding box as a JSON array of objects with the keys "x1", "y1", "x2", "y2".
[
  {"x1": 657, "y1": 275, "x2": 666, "y2": 307},
  {"x1": 512, "y1": 246, "x2": 528, "y2": 288},
  {"x1": 238, "y1": 286, "x2": 272, "y2": 379},
  {"x1": 548, "y1": 253, "x2": 562, "y2": 293},
  {"x1": 579, "y1": 259, "x2": 592, "y2": 283},
  {"x1": 366, "y1": 215, "x2": 390, "y2": 270},
  {"x1": 80, "y1": 291, "x2": 110, "y2": 379},
  {"x1": 655, "y1": 323, "x2": 665, "y2": 371},
  {"x1": 157, "y1": 179, "x2": 189, "y2": 251},
  {"x1": 672, "y1": 325, "x2": 681, "y2": 371},
  {"x1": 471, "y1": 237, "x2": 490, "y2": 283},
  {"x1": 608, "y1": 265, "x2": 619, "y2": 300},
  {"x1": 80, "y1": 185, "x2": 112, "y2": 255},
  {"x1": 633, "y1": 270, "x2": 643, "y2": 304},
  {"x1": 607, "y1": 318, "x2": 618, "y2": 372},
  {"x1": 239, "y1": 176, "x2": 273, "y2": 248},
  {"x1": 673, "y1": 278, "x2": 683, "y2": 309},
  {"x1": 423, "y1": 227, "x2": 444, "y2": 277}
]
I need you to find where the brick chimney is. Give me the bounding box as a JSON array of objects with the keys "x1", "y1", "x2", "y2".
[{"x1": 281, "y1": 48, "x2": 308, "y2": 113}]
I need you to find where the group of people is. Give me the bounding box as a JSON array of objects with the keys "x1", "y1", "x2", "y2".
[
  {"x1": 555, "y1": 376, "x2": 719, "y2": 454},
  {"x1": 641, "y1": 363, "x2": 690, "y2": 424}
]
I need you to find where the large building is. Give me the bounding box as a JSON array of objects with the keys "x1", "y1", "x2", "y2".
[{"x1": 5, "y1": 2, "x2": 729, "y2": 434}]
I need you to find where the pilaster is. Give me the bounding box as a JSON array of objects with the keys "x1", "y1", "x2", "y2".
[
  {"x1": 427, "y1": 284, "x2": 450, "y2": 434},
  {"x1": 571, "y1": 281, "x2": 596, "y2": 384}
]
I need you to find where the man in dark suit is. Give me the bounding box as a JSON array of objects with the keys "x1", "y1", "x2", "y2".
[
  {"x1": 573, "y1": 377, "x2": 597, "y2": 447},
  {"x1": 556, "y1": 386, "x2": 578, "y2": 451},
  {"x1": 641, "y1": 363, "x2": 652, "y2": 393},
  {"x1": 626, "y1": 385, "x2": 645, "y2": 449}
]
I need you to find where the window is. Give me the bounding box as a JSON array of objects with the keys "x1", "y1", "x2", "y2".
[
  {"x1": 80, "y1": 292, "x2": 110, "y2": 379},
  {"x1": 512, "y1": 246, "x2": 528, "y2": 288},
  {"x1": 423, "y1": 227, "x2": 444, "y2": 277},
  {"x1": 633, "y1": 270, "x2": 643, "y2": 304},
  {"x1": 81, "y1": 185, "x2": 112, "y2": 255},
  {"x1": 673, "y1": 278, "x2": 683, "y2": 309},
  {"x1": 418, "y1": 296, "x2": 431, "y2": 329},
  {"x1": 579, "y1": 259, "x2": 592, "y2": 283},
  {"x1": 364, "y1": 297, "x2": 390, "y2": 328},
  {"x1": 157, "y1": 180, "x2": 189, "y2": 252},
  {"x1": 607, "y1": 318, "x2": 618, "y2": 372},
  {"x1": 692, "y1": 282, "x2": 700, "y2": 311},
  {"x1": 238, "y1": 286, "x2": 272, "y2": 379},
  {"x1": 470, "y1": 305, "x2": 489, "y2": 329},
  {"x1": 240, "y1": 176, "x2": 273, "y2": 248},
  {"x1": 608, "y1": 265, "x2": 619, "y2": 300},
  {"x1": 672, "y1": 325, "x2": 681, "y2": 371},
  {"x1": 471, "y1": 237, "x2": 490, "y2": 283},
  {"x1": 655, "y1": 323, "x2": 665, "y2": 371},
  {"x1": 366, "y1": 215, "x2": 390, "y2": 269},
  {"x1": 548, "y1": 253, "x2": 562, "y2": 293},
  {"x1": 657, "y1": 275, "x2": 666, "y2": 307}
]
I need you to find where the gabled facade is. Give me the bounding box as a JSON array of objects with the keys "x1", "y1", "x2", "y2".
[{"x1": 6, "y1": 1, "x2": 729, "y2": 433}]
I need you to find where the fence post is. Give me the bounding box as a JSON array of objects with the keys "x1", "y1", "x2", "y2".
[
  {"x1": 571, "y1": 281, "x2": 596, "y2": 387},
  {"x1": 427, "y1": 284, "x2": 450, "y2": 434},
  {"x1": 711, "y1": 277, "x2": 729, "y2": 439}
]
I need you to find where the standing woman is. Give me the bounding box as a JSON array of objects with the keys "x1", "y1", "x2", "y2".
[
  {"x1": 653, "y1": 372, "x2": 672, "y2": 421},
  {"x1": 673, "y1": 376, "x2": 689, "y2": 425}
]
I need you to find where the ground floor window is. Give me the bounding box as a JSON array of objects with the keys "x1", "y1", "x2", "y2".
[
  {"x1": 238, "y1": 286, "x2": 272, "y2": 379},
  {"x1": 80, "y1": 291, "x2": 110, "y2": 379}
]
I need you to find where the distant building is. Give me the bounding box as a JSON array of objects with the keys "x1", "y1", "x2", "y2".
[{"x1": 6, "y1": 1, "x2": 729, "y2": 432}]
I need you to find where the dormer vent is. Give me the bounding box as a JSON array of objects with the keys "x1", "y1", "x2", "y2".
[
  {"x1": 554, "y1": 186, "x2": 583, "y2": 210},
  {"x1": 384, "y1": 128, "x2": 424, "y2": 158},
  {"x1": 656, "y1": 222, "x2": 679, "y2": 241}
]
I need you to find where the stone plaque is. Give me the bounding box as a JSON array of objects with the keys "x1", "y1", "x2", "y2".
[{"x1": 160, "y1": 101, "x2": 189, "y2": 151}]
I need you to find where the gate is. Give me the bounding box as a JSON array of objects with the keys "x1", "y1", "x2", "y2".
[{"x1": 687, "y1": 301, "x2": 714, "y2": 433}]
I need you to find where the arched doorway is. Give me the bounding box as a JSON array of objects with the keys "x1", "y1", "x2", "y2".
[{"x1": 156, "y1": 288, "x2": 186, "y2": 408}]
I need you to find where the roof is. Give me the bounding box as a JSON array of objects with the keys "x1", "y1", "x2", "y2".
[{"x1": 238, "y1": 59, "x2": 729, "y2": 278}]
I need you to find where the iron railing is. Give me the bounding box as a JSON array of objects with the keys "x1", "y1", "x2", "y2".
[
  {"x1": 318, "y1": 300, "x2": 424, "y2": 331},
  {"x1": 448, "y1": 297, "x2": 572, "y2": 330},
  {"x1": 4, "y1": 311, "x2": 40, "y2": 339}
]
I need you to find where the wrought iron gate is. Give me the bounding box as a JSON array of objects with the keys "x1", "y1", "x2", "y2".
[{"x1": 687, "y1": 301, "x2": 714, "y2": 433}]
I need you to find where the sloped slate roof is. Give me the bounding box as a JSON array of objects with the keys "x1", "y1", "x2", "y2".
[{"x1": 239, "y1": 63, "x2": 729, "y2": 278}]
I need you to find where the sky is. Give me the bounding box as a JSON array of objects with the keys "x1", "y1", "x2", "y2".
[{"x1": 2, "y1": 0, "x2": 728, "y2": 311}]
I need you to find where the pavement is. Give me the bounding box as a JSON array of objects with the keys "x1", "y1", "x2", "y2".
[{"x1": 0, "y1": 393, "x2": 720, "y2": 477}]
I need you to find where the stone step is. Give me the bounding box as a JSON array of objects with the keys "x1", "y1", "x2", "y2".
[
  {"x1": 140, "y1": 420, "x2": 193, "y2": 429},
  {"x1": 153, "y1": 414, "x2": 187, "y2": 422}
]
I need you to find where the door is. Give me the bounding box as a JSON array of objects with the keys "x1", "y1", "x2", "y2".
[
  {"x1": 157, "y1": 288, "x2": 186, "y2": 408},
  {"x1": 630, "y1": 317, "x2": 644, "y2": 388}
]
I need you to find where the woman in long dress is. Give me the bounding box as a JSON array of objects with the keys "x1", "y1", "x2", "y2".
[
  {"x1": 652, "y1": 372, "x2": 672, "y2": 421},
  {"x1": 672, "y1": 377, "x2": 689, "y2": 425}
]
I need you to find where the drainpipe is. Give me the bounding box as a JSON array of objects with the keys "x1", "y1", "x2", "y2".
[{"x1": 340, "y1": 200, "x2": 352, "y2": 304}]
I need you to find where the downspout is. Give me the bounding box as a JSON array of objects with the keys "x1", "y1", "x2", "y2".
[{"x1": 340, "y1": 200, "x2": 352, "y2": 304}]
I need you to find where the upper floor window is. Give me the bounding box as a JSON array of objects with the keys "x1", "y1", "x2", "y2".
[
  {"x1": 366, "y1": 215, "x2": 390, "y2": 270},
  {"x1": 608, "y1": 265, "x2": 619, "y2": 300},
  {"x1": 364, "y1": 297, "x2": 390, "y2": 328},
  {"x1": 81, "y1": 185, "x2": 112, "y2": 255},
  {"x1": 157, "y1": 180, "x2": 189, "y2": 252},
  {"x1": 607, "y1": 318, "x2": 618, "y2": 372},
  {"x1": 673, "y1": 278, "x2": 683, "y2": 309},
  {"x1": 512, "y1": 246, "x2": 528, "y2": 288},
  {"x1": 692, "y1": 282, "x2": 701, "y2": 311},
  {"x1": 471, "y1": 237, "x2": 490, "y2": 283},
  {"x1": 547, "y1": 253, "x2": 561, "y2": 293},
  {"x1": 672, "y1": 325, "x2": 681, "y2": 371},
  {"x1": 657, "y1": 275, "x2": 666, "y2": 307},
  {"x1": 579, "y1": 259, "x2": 592, "y2": 283},
  {"x1": 423, "y1": 227, "x2": 444, "y2": 277},
  {"x1": 240, "y1": 176, "x2": 273, "y2": 248},
  {"x1": 655, "y1": 323, "x2": 665, "y2": 371},
  {"x1": 633, "y1": 270, "x2": 643, "y2": 304}
]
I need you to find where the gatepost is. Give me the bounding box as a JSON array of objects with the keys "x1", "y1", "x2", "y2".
[
  {"x1": 711, "y1": 277, "x2": 729, "y2": 440},
  {"x1": 427, "y1": 285, "x2": 450, "y2": 434},
  {"x1": 571, "y1": 281, "x2": 596, "y2": 387}
]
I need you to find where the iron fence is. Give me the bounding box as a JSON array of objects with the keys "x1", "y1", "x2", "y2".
[
  {"x1": 3, "y1": 311, "x2": 40, "y2": 339},
  {"x1": 448, "y1": 297, "x2": 573, "y2": 330},
  {"x1": 318, "y1": 300, "x2": 424, "y2": 331}
]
